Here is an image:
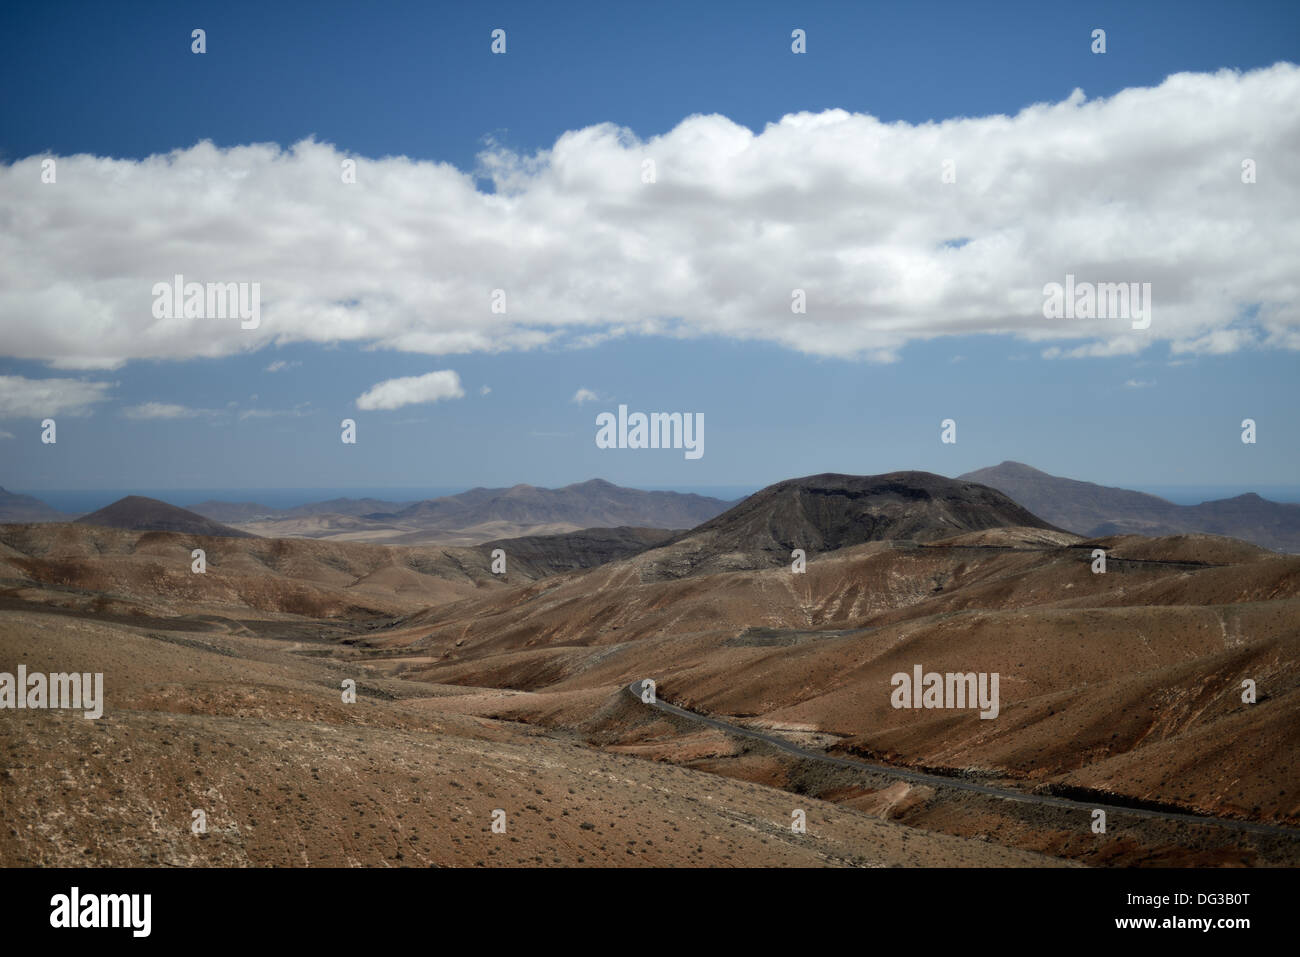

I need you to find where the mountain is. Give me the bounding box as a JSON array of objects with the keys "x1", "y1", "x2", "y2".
[
  {"x1": 179, "y1": 481, "x2": 733, "y2": 546},
  {"x1": 480, "y1": 526, "x2": 678, "y2": 577},
  {"x1": 77, "y1": 496, "x2": 257, "y2": 538},
  {"x1": 633, "y1": 470, "x2": 1063, "y2": 580},
  {"x1": 959, "y1": 462, "x2": 1300, "y2": 553},
  {"x1": 0, "y1": 487, "x2": 67, "y2": 523},
  {"x1": 8, "y1": 471, "x2": 1300, "y2": 866},
  {"x1": 186, "y1": 497, "x2": 416, "y2": 522},
  {"x1": 366, "y1": 479, "x2": 732, "y2": 531}
]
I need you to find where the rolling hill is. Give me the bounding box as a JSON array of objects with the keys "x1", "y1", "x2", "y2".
[{"x1": 3, "y1": 469, "x2": 1298, "y2": 866}]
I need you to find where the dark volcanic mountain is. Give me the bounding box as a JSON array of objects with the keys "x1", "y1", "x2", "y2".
[
  {"x1": 481, "y1": 525, "x2": 678, "y2": 577},
  {"x1": 290, "y1": 497, "x2": 418, "y2": 518},
  {"x1": 634, "y1": 470, "x2": 1062, "y2": 580},
  {"x1": 0, "y1": 487, "x2": 67, "y2": 523},
  {"x1": 77, "y1": 496, "x2": 256, "y2": 538},
  {"x1": 187, "y1": 497, "x2": 415, "y2": 523},
  {"x1": 960, "y1": 461, "x2": 1300, "y2": 553},
  {"x1": 367, "y1": 479, "x2": 731, "y2": 531}
]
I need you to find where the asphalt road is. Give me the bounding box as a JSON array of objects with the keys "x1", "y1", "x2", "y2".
[{"x1": 627, "y1": 679, "x2": 1299, "y2": 840}]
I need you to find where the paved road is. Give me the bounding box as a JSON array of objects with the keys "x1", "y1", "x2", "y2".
[{"x1": 627, "y1": 679, "x2": 1299, "y2": 840}]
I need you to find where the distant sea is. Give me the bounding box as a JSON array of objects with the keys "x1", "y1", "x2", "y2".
[
  {"x1": 1132, "y1": 486, "x2": 1300, "y2": 505},
  {"x1": 17, "y1": 485, "x2": 760, "y2": 516}
]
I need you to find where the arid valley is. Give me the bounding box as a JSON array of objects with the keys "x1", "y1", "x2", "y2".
[{"x1": 2, "y1": 469, "x2": 1297, "y2": 868}]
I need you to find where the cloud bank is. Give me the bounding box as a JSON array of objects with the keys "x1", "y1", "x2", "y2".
[
  {"x1": 2, "y1": 64, "x2": 1297, "y2": 369},
  {"x1": 122, "y1": 401, "x2": 203, "y2": 420},
  {"x1": 0, "y1": 375, "x2": 113, "y2": 417}
]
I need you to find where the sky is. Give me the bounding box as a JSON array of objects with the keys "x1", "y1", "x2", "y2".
[{"x1": 1, "y1": 0, "x2": 1297, "y2": 496}]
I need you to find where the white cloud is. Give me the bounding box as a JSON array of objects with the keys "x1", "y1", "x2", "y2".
[
  {"x1": 355, "y1": 370, "x2": 465, "y2": 411},
  {"x1": 480, "y1": 385, "x2": 491, "y2": 395},
  {"x1": 265, "y1": 359, "x2": 301, "y2": 372},
  {"x1": 122, "y1": 402, "x2": 203, "y2": 420},
  {"x1": 571, "y1": 387, "x2": 599, "y2": 404},
  {"x1": 1123, "y1": 378, "x2": 1155, "y2": 389},
  {"x1": 1042, "y1": 337, "x2": 1145, "y2": 360},
  {"x1": 0, "y1": 430, "x2": 13, "y2": 440},
  {"x1": 0, "y1": 375, "x2": 112, "y2": 418},
  {"x1": 239, "y1": 402, "x2": 314, "y2": 421},
  {"x1": 1170, "y1": 328, "x2": 1258, "y2": 355},
  {"x1": 2, "y1": 65, "x2": 1298, "y2": 367}
]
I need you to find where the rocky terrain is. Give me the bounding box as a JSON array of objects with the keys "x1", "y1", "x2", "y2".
[{"x1": 2, "y1": 471, "x2": 1297, "y2": 867}]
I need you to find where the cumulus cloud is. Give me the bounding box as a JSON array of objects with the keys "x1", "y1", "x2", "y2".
[
  {"x1": 122, "y1": 402, "x2": 204, "y2": 420},
  {"x1": 2, "y1": 65, "x2": 1298, "y2": 368},
  {"x1": 571, "y1": 387, "x2": 599, "y2": 404},
  {"x1": 355, "y1": 370, "x2": 465, "y2": 410},
  {"x1": 0, "y1": 375, "x2": 112, "y2": 418},
  {"x1": 239, "y1": 402, "x2": 314, "y2": 421},
  {"x1": 265, "y1": 359, "x2": 301, "y2": 372},
  {"x1": 1124, "y1": 378, "x2": 1155, "y2": 389}
]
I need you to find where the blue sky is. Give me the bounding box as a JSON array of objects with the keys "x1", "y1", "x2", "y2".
[{"x1": 1, "y1": 0, "x2": 1297, "y2": 494}]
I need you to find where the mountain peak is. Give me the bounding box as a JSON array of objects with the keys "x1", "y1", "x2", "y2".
[
  {"x1": 636, "y1": 470, "x2": 1061, "y2": 580},
  {"x1": 78, "y1": 496, "x2": 255, "y2": 538}
]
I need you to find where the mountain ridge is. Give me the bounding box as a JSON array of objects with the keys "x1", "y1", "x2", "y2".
[
  {"x1": 0, "y1": 486, "x2": 69, "y2": 523},
  {"x1": 960, "y1": 461, "x2": 1300, "y2": 552}
]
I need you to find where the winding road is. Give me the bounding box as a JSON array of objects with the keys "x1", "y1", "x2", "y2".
[{"x1": 627, "y1": 679, "x2": 1300, "y2": 840}]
